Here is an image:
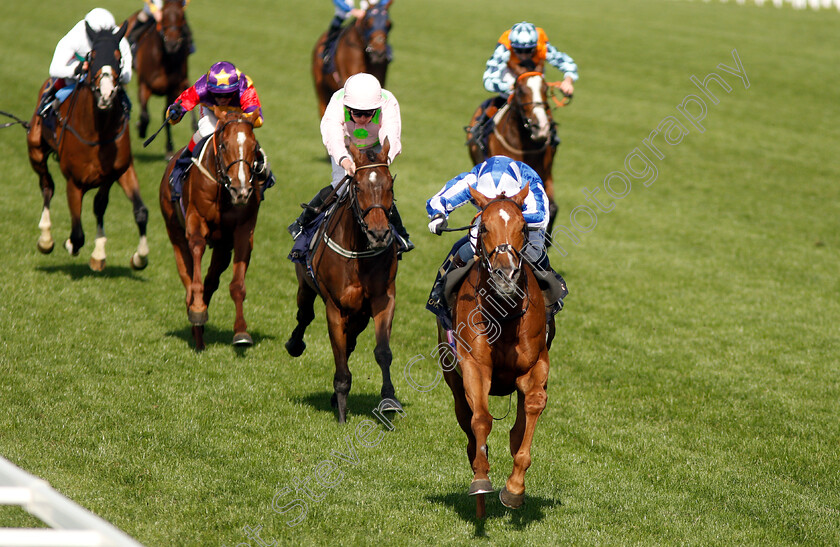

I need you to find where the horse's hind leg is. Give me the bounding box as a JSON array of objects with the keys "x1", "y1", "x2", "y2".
[
  {"x1": 27, "y1": 103, "x2": 56, "y2": 254},
  {"x1": 64, "y1": 181, "x2": 85, "y2": 257},
  {"x1": 285, "y1": 267, "x2": 317, "y2": 357},
  {"x1": 501, "y1": 355, "x2": 549, "y2": 509},
  {"x1": 117, "y1": 165, "x2": 150, "y2": 270}
]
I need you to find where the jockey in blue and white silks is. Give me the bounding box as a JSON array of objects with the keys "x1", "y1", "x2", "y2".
[{"x1": 427, "y1": 156, "x2": 549, "y2": 264}]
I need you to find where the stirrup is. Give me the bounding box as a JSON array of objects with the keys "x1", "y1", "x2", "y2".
[{"x1": 287, "y1": 219, "x2": 304, "y2": 240}]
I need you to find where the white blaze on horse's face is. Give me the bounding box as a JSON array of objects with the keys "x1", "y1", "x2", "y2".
[
  {"x1": 236, "y1": 131, "x2": 248, "y2": 184},
  {"x1": 525, "y1": 75, "x2": 551, "y2": 141},
  {"x1": 97, "y1": 66, "x2": 117, "y2": 109}
]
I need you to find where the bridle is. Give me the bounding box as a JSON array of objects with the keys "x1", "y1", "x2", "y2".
[
  {"x1": 158, "y1": 2, "x2": 186, "y2": 53},
  {"x1": 213, "y1": 118, "x2": 258, "y2": 191},
  {"x1": 360, "y1": 6, "x2": 390, "y2": 58},
  {"x1": 475, "y1": 197, "x2": 528, "y2": 291},
  {"x1": 511, "y1": 72, "x2": 552, "y2": 139},
  {"x1": 349, "y1": 162, "x2": 393, "y2": 240}
]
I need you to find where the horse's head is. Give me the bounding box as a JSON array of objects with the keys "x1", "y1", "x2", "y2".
[
  {"x1": 212, "y1": 107, "x2": 259, "y2": 206},
  {"x1": 471, "y1": 185, "x2": 530, "y2": 295},
  {"x1": 349, "y1": 138, "x2": 394, "y2": 248},
  {"x1": 84, "y1": 21, "x2": 127, "y2": 110},
  {"x1": 160, "y1": 0, "x2": 187, "y2": 54},
  {"x1": 512, "y1": 72, "x2": 553, "y2": 143},
  {"x1": 359, "y1": 1, "x2": 392, "y2": 64}
]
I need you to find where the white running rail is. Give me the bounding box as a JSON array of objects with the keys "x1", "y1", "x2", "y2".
[{"x1": 0, "y1": 456, "x2": 144, "y2": 547}]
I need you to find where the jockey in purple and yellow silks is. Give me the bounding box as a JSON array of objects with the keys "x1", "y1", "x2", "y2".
[{"x1": 165, "y1": 61, "x2": 273, "y2": 200}]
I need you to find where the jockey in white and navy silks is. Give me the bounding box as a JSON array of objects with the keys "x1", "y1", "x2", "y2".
[
  {"x1": 48, "y1": 8, "x2": 132, "y2": 103},
  {"x1": 482, "y1": 22, "x2": 577, "y2": 99},
  {"x1": 427, "y1": 156, "x2": 549, "y2": 264}
]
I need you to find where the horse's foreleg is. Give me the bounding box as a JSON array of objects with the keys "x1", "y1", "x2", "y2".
[
  {"x1": 117, "y1": 167, "x2": 149, "y2": 270},
  {"x1": 137, "y1": 83, "x2": 151, "y2": 139},
  {"x1": 27, "y1": 113, "x2": 56, "y2": 254},
  {"x1": 89, "y1": 184, "x2": 111, "y2": 271},
  {"x1": 501, "y1": 355, "x2": 549, "y2": 509},
  {"x1": 285, "y1": 266, "x2": 317, "y2": 357},
  {"x1": 325, "y1": 301, "x2": 352, "y2": 423},
  {"x1": 371, "y1": 293, "x2": 400, "y2": 409},
  {"x1": 185, "y1": 213, "x2": 209, "y2": 329},
  {"x1": 64, "y1": 182, "x2": 84, "y2": 257},
  {"x1": 461, "y1": 360, "x2": 494, "y2": 495},
  {"x1": 228, "y1": 224, "x2": 255, "y2": 345}
]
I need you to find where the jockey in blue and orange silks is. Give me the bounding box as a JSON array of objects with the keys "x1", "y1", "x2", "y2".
[
  {"x1": 425, "y1": 156, "x2": 568, "y2": 327},
  {"x1": 127, "y1": 0, "x2": 194, "y2": 52},
  {"x1": 472, "y1": 22, "x2": 578, "y2": 153},
  {"x1": 165, "y1": 61, "x2": 274, "y2": 200}
]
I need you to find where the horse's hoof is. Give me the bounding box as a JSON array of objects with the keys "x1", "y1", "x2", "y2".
[
  {"x1": 37, "y1": 237, "x2": 54, "y2": 254},
  {"x1": 64, "y1": 239, "x2": 79, "y2": 256},
  {"x1": 378, "y1": 397, "x2": 402, "y2": 412},
  {"x1": 130, "y1": 252, "x2": 148, "y2": 271},
  {"x1": 469, "y1": 479, "x2": 494, "y2": 496},
  {"x1": 284, "y1": 338, "x2": 306, "y2": 357},
  {"x1": 89, "y1": 257, "x2": 106, "y2": 271},
  {"x1": 188, "y1": 309, "x2": 208, "y2": 326},
  {"x1": 499, "y1": 486, "x2": 525, "y2": 509},
  {"x1": 232, "y1": 332, "x2": 253, "y2": 346}
]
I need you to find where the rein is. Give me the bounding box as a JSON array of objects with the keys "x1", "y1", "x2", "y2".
[{"x1": 0, "y1": 110, "x2": 30, "y2": 129}]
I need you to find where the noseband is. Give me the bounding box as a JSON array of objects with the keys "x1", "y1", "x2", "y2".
[{"x1": 476, "y1": 197, "x2": 527, "y2": 280}]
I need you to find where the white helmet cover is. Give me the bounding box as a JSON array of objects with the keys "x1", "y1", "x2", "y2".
[
  {"x1": 343, "y1": 73, "x2": 384, "y2": 110},
  {"x1": 510, "y1": 22, "x2": 538, "y2": 49},
  {"x1": 84, "y1": 8, "x2": 117, "y2": 32}
]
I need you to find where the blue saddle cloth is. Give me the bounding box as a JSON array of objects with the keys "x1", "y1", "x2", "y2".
[{"x1": 288, "y1": 213, "x2": 325, "y2": 265}]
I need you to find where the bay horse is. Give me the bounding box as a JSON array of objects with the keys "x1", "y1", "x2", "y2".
[
  {"x1": 311, "y1": 1, "x2": 393, "y2": 117},
  {"x1": 285, "y1": 140, "x2": 401, "y2": 423},
  {"x1": 159, "y1": 107, "x2": 264, "y2": 351},
  {"x1": 26, "y1": 22, "x2": 149, "y2": 272},
  {"x1": 436, "y1": 185, "x2": 552, "y2": 518},
  {"x1": 128, "y1": 0, "x2": 191, "y2": 157},
  {"x1": 467, "y1": 71, "x2": 568, "y2": 233}
]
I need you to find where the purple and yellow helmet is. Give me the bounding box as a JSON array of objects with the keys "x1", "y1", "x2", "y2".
[{"x1": 206, "y1": 61, "x2": 239, "y2": 93}]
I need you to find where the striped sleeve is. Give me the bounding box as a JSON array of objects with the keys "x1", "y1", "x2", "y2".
[
  {"x1": 518, "y1": 163, "x2": 549, "y2": 225},
  {"x1": 482, "y1": 43, "x2": 513, "y2": 94},
  {"x1": 426, "y1": 171, "x2": 478, "y2": 218},
  {"x1": 545, "y1": 43, "x2": 578, "y2": 81}
]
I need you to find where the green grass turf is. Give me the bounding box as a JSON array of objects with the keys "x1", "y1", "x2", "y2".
[{"x1": 1, "y1": 0, "x2": 839, "y2": 545}]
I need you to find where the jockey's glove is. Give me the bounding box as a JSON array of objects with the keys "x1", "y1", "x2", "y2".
[
  {"x1": 428, "y1": 214, "x2": 447, "y2": 235},
  {"x1": 167, "y1": 103, "x2": 185, "y2": 124}
]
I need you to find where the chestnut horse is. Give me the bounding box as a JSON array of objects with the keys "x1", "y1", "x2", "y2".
[
  {"x1": 311, "y1": 1, "x2": 393, "y2": 117},
  {"x1": 436, "y1": 186, "x2": 552, "y2": 518},
  {"x1": 285, "y1": 140, "x2": 401, "y2": 423},
  {"x1": 467, "y1": 72, "x2": 568, "y2": 233},
  {"x1": 26, "y1": 22, "x2": 149, "y2": 272},
  {"x1": 159, "y1": 108, "x2": 265, "y2": 351},
  {"x1": 128, "y1": 0, "x2": 191, "y2": 156}
]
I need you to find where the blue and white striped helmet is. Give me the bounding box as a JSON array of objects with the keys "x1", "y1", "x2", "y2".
[
  {"x1": 474, "y1": 156, "x2": 527, "y2": 198},
  {"x1": 509, "y1": 22, "x2": 538, "y2": 50}
]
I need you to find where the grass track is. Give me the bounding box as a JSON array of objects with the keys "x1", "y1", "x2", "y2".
[{"x1": 0, "y1": 0, "x2": 838, "y2": 545}]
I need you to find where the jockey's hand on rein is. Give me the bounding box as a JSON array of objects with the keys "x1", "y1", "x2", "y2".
[
  {"x1": 166, "y1": 104, "x2": 185, "y2": 124},
  {"x1": 428, "y1": 214, "x2": 447, "y2": 235}
]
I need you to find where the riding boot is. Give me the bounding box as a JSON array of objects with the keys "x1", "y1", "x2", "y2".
[
  {"x1": 532, "y1": 251, "x2": 568, "y2": 316},
  {"x1": 287, "y1": 184, "x2": 334, "y2": 239},
  {"x1": 323, "y1": 16, "x2": 343, "y2": 61},
  {"x1": 169, "y1": 147, "x2": 193, "y2": 201},
  {"x1": 127, "y1": 17, "x2": 153, "y2": 48},
  {"x1": 389, "y1": 203, "x2": 414, "y2": 253}
]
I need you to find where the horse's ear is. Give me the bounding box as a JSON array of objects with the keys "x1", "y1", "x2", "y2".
[
  {"x1": 379, "y1": 136, "x2": 390, "y2": 163},
  {"x1": 470, "y1": 186, "x2": 492, "y2": 210},
  {"x1": 115, "y1": 21, "x2": 128, "y2": 42},
  {"x1": 85, "y1": 21, "x2": 96, "y2": 43},
  {"x1": 512, "y1": 185, "x2": 530, "y2": 207},
  {"x1": 348, "y1": 142, "x2": 363, "y2": 165}
]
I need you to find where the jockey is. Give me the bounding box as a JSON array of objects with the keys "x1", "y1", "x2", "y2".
[
  {"x1": 472, "y1": 21, "x2": 578, "y2": 151},
  {"x1": 287, "y1": 72, "x2": 413, "y2": 252},
  {"x1": 127, "y1": 0, "x2": 194, "y2": 52},
  {"x1": 426, "y1": 156, "x2": 567, "y2": 323},
  {"x1": 39, "y1": 8, "x2": 132, "y2": 117},
  {"x1": 165, "y1": 61, "x2": 275, "y2": 200},
  {"x1": 323, "y1": 0, "x2": 379, "y2": 57}
]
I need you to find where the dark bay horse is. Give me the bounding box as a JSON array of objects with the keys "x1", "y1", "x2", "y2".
[
  {"x1": 437, "y1": 185, "x2": 552, "y2": 518},
  {"x1": 159, "y1": 107, "x2": 264, "y2": 351},
  {"x1": 26, "y1": 22, "x2": 149, "y2": 272},
  {"x1": 127, "y1": 0, "x2": 191, "y2": 157},
  {"x1": 311, "y1": 1, "x2": 393, "y2": 117},
  {"x1": 286, "y1": 140, "x2": 401, "y2": 423},
  {"x1": 467, "y1": 71, "x2": 568, "y2": 233}
]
